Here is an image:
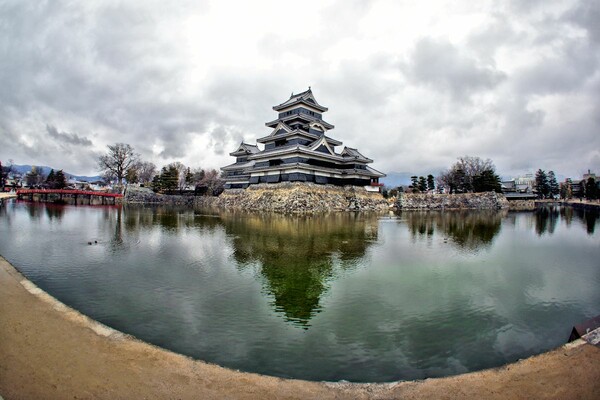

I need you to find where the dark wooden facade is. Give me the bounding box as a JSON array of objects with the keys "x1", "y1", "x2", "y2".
[{"x1": 222, "y1": 89, "x2": 385, "y2": 189}]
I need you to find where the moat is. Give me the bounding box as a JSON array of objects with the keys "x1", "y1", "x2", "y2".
[{"x1": 0, "y1": 201, "x2": 598, "y2": 382}]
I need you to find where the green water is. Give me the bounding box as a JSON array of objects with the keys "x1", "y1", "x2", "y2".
[{"x1": 0, "y1": 201, "x2": 598, "y2": 382}]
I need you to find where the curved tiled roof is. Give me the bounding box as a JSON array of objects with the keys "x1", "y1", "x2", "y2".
[{"x1": 272, "y1": 88, "x2": 328, "y2": 112}]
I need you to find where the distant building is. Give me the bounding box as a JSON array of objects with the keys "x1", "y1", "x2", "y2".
[
  {"x1": 515, "y1": 174, "x2": 535, "y2": 192},
  {"x1": 502, "y1": 174, "x2": 534, "y2": 194},
  {"x1": 582, "y1": 169, "x2": 597, "y2": 181},
  {"x1": 222, "y1": 88, "x2": 385, "y2": 190},
  {"x1": 501, "y1": 180, "x2": 515, "y2": 192}
]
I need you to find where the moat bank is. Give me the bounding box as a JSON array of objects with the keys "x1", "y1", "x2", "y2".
[
  {"x1": 125, "y1": 185, "x2": 514, "y2": 212},
  {"x1": 1, "y1": 256, "x2": 599, "y2": 399},
  {"x1": 396, "y1": 192, "x2": 510, "y2": 210},
  {"x1": 213, "y1": 182, "x2": 388, "y2": 212},
  {"x1": 126, "y1": 182, "x2": 390, "y2": 213}
]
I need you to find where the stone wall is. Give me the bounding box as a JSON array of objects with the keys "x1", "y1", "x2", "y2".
[
  {"x1": 396, "y1": 192, "x2": 509, "y2": 210},
  {"x1": 124, "y1": 187, "x2": 197, "y2": 206},
  {"x1": 507, "y1": 200, "x2": 535, "y2": 211},
  {"x1": 207, "y1": 182, "x2": 389, "y2": 213}
]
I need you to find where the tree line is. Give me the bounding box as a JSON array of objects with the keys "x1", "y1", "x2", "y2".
[
  {"x1": 97, "y1": 143, "x2": 223, "y2": 196},
  {"x1": 383, "y1": 156, "x2": 503, "y2": 197},
  {"x1": 11, "y1": 166, "x2": 68, "y2": 189},
  {"x1": 534, "y1": 169, "x2": 559, "y2": 199},
  {"x1": 394, "y1": 156, "x2": 598, "y2": 201},
  {"x1": 437, "y1": 156, "x2": 502, "y2": 194}
]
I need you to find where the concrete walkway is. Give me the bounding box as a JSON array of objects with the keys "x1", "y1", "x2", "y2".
[
  {"x1": 1, "y1": 256, "x2": 599, "y2": 399},
  {"x1": 0, "y1": 193, "x2": 16, "y2": 201}
]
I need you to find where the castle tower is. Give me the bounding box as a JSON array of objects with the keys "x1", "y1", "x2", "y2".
[{"x1": 222, "y1": 88, "x2": 385, "y2": 189}]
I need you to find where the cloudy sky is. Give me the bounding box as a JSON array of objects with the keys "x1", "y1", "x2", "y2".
[{"x1": 1, "y1": 0, "x2": 599, "y2": 180}]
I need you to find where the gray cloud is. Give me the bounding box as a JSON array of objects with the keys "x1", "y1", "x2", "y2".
[
  {"x1": 46, "y1": 124, "x2": 93, "y2": 146},
  {"x1": 565, "y1": 2, "x2": 600, "y2": 44},
  {"x1": 403, "y1": 38, "x2": 506, "y2": 101},
  {"x1": 0, "y1": 0, "x2": 598, "y2": 179}
]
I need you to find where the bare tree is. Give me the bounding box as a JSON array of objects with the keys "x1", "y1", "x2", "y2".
[
  {"x1": 456, "y1": 156, "x2": 495, "y2": 183},
  {"x1": 192, "y1": 167, "x2": 206, "y2": 186},
  {"x1": 25, "y1": 166, "x2": 46, "y2": 187},
  {"x1": 137, "y1": 161, "x2": 157, "y2": 184},
  {"x1": 438, "y1": 156, "x2": 498, "y2": 194},
  {"x1": 98, "y1": 143, "x2": 139, "y2": 187},
  {"x1": 198, "y1": 168, "x2": 224, "y2": 196}
]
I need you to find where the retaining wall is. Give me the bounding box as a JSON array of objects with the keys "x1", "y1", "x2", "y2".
[{"x1": 396, "y1": 192, "x2": 509, "y2": 210}]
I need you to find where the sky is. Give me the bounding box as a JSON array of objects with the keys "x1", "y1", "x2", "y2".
[{"x1": 1, "y1": 0, "x2": 599, "y2": 180}]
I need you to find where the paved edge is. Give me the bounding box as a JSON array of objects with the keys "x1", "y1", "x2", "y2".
[{"x1": 1, "y1": 255, "x2": 599, "y2": 400}]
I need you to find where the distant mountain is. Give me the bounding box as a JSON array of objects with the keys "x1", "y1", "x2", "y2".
[
  {"x1": 9, "y1": 164, "x2": 102, "y2": 182},
  {"x1": 380, "y1": 171, "x2": 413, "y2": 188}
]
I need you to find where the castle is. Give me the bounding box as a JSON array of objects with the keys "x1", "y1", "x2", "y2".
[{"x1": 222, "y1": 88, "x2": 385, "y2": 190}]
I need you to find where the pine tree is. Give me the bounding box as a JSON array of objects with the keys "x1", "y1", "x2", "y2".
[
  {"x1": 548, "y1": 171, "x2": 559, "y2": 198},
  {"x1": 54, "y1": 170, "x2": 67, "y2": 189},
  {"x1": 585, "y1": 177, "x2": 598, "y2": 200},
  {"x1": 418, "y1": 176, "x2": 427, "y2": 192},
  {"x1": 472, "y1": 169, "x2": 502, "y2": 193},
  {"x1": 185, "y1": 167, "x2": 193, "y2": 189},
  {"x1": 454, "y1": 168, "x2": 468, "y2": 193},
  {"x1": 427, "y1": 174, "x2": 435, "y2": 191},
  {"x1": 410, "y1": 176, "x2": 419, "y2": 193},
  {"x1": 151, "y1": 175, "x2": 162, "y2": 192},
  {"x1": 534, "y1": 169, "x2": 550, "y2": 199},
  {"x1": 160, "y1": 165, "x2": 178, "y2": 194},
  {"x1": 46, "y1": 169, "x2": 56, "y2": 188}
]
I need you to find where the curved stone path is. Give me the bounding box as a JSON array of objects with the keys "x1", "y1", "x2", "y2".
[{"x1": 1, "y1": 256, "x2": 599, "y2": 399}]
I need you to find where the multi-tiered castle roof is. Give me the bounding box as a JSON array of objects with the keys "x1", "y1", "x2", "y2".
[{"x1": 222, "y1": 88, "x2": 385, "y2": 189}]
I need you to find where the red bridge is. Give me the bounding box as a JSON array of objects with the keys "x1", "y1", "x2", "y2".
[{"x1": 16, "y1": 189, "x2": 123, "y2": 204}]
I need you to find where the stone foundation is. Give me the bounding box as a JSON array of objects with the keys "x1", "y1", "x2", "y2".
[
  {"x1": 396, "y1": 192, "x2": 509, "y2": 210},
  {"x1": 124, "y1": 187, "x2": 196, "y2": 206},
  {"x1": 209, "y1": 182, "x2": 389, "y2": 213}
]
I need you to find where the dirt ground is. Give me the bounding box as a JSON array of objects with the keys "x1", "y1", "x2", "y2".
[{"x1": 1, "y1": 256, "x2": 599, "y2": 400}]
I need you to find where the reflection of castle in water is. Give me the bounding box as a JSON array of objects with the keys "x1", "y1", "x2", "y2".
[
  {"x1": 220, "y1": 213, "x2": 379, "y2": 327},
  {"x1": 402, "y1": 211, "x2": 504, "y2": 250}
]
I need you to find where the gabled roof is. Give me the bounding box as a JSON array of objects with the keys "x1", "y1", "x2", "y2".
[
  {"x1": 308, "y1": 136, "x2": 336, "y2": 156},
  {"x1": 366, "y1": 166, "x2": 386, "y2": 178},
  {"x1": 229, "y1": 142, "x2": 260, "y2": 156},
  {"x1": 256, "y1": 125, "x2": 343, "y2": 146},
  {"x1": 341, "y1": 147, "x2": 372, "y2": 162},
  {"x1": 265, "y1": 113, "x2": 334, "y2": 130},
  {"x1": 323, "y1": 135, "x2": 342, "y2": 146},
  {"x1": 268, "y1": 122, "x2": 293, "y2": 136},
  {"x1": 273, "y1": 88, "x2": 328, "y2": 112},
  {"x1": 257, "y1": 130, "x2": 314, "y2": 144},
  {"x1": 221, "y1": 160, "x2": 255, "y2": 171}
]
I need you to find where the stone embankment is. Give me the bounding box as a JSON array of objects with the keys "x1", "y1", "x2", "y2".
[
  {"x1": 124, "y1": 183, "x2": 388, "y2": 213},
  {"x1": 211, "y1": 182, "x2": 388, "y2": 213},
  {"x1": 507, "y1": 200, "x2": 535, "y2": 211},
  {"x1": 397, "y1": 192, "x2": 509, "y2": 210},
  {"x1": 564, "y1": 200, "x2": 600, "y2": 211},
  {"x1": 124, "y1": 187, "x2": 198, "y2": 206}
]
